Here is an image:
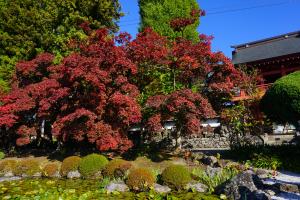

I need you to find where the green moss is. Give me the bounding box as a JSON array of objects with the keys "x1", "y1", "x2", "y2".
[
  {"x1": 0, "y1": 151, "x2": 5, "y2": 160},
  {"x1": 126, "y1": 168, "x2": 155, "y2": 192},
  {"x1": 42, "y1": 163, "x2": 60, "y2": 177},
  {"x1": 60, "y1": 156, "x2": 81, "y2": 176},
  {"x1": 15, "y1": 159, "x2": 41, "y2": 176},
  {"x1": 0, "y1": 178, "x2": 220, "y2": 199},
  {"x1": 103, "y1": 159, "x2": 132, "y2": 179},
  {"x1": 78, "y1": 154, "x2": 108, "y2": 178},
  {"x1": 162, "y1": 165, "x2": 191, "y2": 190},
  {"x1": 0, "y1": 159, "x2": 17, "y2": 175}
]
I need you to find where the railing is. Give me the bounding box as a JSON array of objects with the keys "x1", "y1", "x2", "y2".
[
  {"x1": 232, "y1": 83, "x2": 273, "y2": 101},
  {"x1": 257, "y1": 83, "x2": 272, "y2": 91}
]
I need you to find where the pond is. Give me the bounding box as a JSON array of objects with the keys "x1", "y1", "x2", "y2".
[{"x1": 0, "y1": 179, "x2": 220, "y2": 200}]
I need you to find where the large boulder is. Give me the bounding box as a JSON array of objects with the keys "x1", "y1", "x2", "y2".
[{"x1": 215, "y1": 171, "x2": 264, "y2": 200}]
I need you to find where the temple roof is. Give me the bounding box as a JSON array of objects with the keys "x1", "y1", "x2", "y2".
[{"x1": 231, "y1": 30, "x2": 300, "y2": 65}]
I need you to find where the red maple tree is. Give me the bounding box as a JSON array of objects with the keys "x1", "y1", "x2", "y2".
[
  {"x1": 126, "y1": 27, "x2": 247, "y2": 139},
  {"x1": 0, "y1": 29, "x2": 142, "y2": 152}
]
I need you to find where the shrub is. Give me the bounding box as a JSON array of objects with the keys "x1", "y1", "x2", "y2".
[
  {"x1": 247, "y1": 153, "x2": 282, "y2": 170},
  {"x1": 0, "y1": 151, "x2": 5, "y2": 160},
  {"x1": 15, "y1": 159, "x2": 41, "y2": 176},
  {"x1": 126, "y1": 168, "x2": 155, "y2": 192},
  {"x1": 261, "y1": 71, "x2": 300, "y2": 124},
  {"x1": 78, "y1": 154, "x2": 108, "y2": 178},
  {"x1": 192, "y1": 167, "x2": 239, "y2": 193},
  {"x1": 103, "y1": 159, "x2": 132, "y2": 179},
  {"x1": 161, "y1": 165, "x2": 191, "y2": 190},
  {"x1": 60, "y1": 156, "x2": 81, "y2": 176},
  {"x1": 0, "y1": 159, "x2": 17, "y2": 175},
  {"x1": 43, "y1": 163, "x2": 60, "y2": 177}
]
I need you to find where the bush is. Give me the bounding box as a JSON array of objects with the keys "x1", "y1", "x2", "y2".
[
  {"x1": 60, "y1": 156, "x2": 81, "y2": 176},
  {"x1": 192, "y1": 167, "x2": 239, "y2": 193},
  {"x1": 261, "y1": 71, "x2": 300, "y2": 124},
  {"x1": 78, "y1": 154, "x2": 108, "y2": 178},
  {"x1": 0, "y1": 151, "x2": 5, "y2": 160},
  {"x1": 161, "y1": 165, "x2": 191, "y2": 190},
  {"x1": 247, "y1": 153, "x2": 282, "y2": 170},
  {"x1": 103, "y1": 159, "x2": 132, "y2": 179},
  {"x1": 15, "y1": 159, "x2": 40, "y2": 176},
  {"x1": 0, "y1": 159, "x2": 17, "y2": 175},
  {"x1": 126, "y1": 168, "x2": 155, "y2": 192},
  {"x1": 43, "y1": 163, "x2": 60, "y2": 177}
]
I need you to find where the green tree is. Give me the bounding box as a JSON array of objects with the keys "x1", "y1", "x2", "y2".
[
  {"x1": 261, "y1": 71, "x2": 300, "y2": 125},
  {"x1": 0, "y1": 0, "x2": 122, "y2": 93},
  {"x1": 138, "y1": 0, "x2": 200, "y2": 41}
]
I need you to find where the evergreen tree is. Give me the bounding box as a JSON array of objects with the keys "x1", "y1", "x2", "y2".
[
  {"x1": 138, "y1": 0, "x2": 200, "y2": 41},
  {"x1": 0, "y1": 0, "x2": 122, "y2": 93}
]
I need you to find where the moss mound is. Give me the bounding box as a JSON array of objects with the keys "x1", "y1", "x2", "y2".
[
  {"x1": 78, "y1": 154, "x2": 108, "y2": 178},
  {"x1": 60, "y1": 156, "x2": 81, "y2": 176},
  {"x1": 126, "y1": 168, "x2": 155, "y2": 192},
  {"x1": 15, "y1": 159, "x2": 41, "y2": 176},
  {"x1": 103, "y1": 159, "x2": 132, "y2": 179},
  {"x1": 0, "y1": 159, "x2": 17, "y2": 175},
  {"x1": 162, "y1": 165, "x2": 191, "y2": 190},
  {"x1": 43, "y1": 163, "x2": 60, "y2": 177}
]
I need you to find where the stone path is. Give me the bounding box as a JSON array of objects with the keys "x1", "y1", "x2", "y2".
[{"x1": 262, "y1": 171, "x2": 300, "y2": 200}]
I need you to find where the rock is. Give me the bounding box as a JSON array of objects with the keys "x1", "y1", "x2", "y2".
[
  {"x1": 92, "y1": 171, "x2": 103, "y2": 180},
  {"x1": 191, "y1": 153, "x2": 204, "y2": 162},
  {"x1": 21, "y1": 174, "x2": 29, "y2": 178},
  {"x1": 273, "y1": 182, "x2": 299, "y2": 193},
  {"x1": 51, "y1": 171, "x2": 61, "y2": 178},
  {"x1": 153, "y1": 183, "x2": 171, "y2": 193},
  {"x1": 248, "y1": 190, "x2": 271, "y2": 200},
  {"x1": 3, "y1": 171, "x2": 14, "y2": 177},
  {"x1": 206, "y1": 166, "x2": 222, "y2": 177},
  {"x1": 0, "y1": 176, "x2": 21, "y2": 182},
  {"x1": 202, "y1": 156, "x2": 218, "y2": 167},
  {"x1": 33, "y1": 172, "x2": 42, "y2": 177},
  {"x1": 215, "y1": 171, "x2": 264, "y2": 200},
  {"x1": 67, "y1": 170, "x2": 81, "y2": 179},
  {"x1": 264, "y1": 189, "x2": 276, "y2": 196},
  {"x1": 106, "y1": 181, "x2": 129, "y2": 193},
  {"x1": 256, "y1": 169, "x2": 271, "y2": 179},
  {"x1": 186, "y1": 182, "x2": 208, "y2": 193}
]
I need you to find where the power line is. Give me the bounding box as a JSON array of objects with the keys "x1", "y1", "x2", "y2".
[
  {"x1": 206, "y1": 1, "x2": 290, "y2": 15},
  {"x1": 118, "y1": 0, "x2": 294, "y2": 26}
]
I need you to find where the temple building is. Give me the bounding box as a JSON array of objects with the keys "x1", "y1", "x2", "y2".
[
  {"x1": 231, "y1": 30, "x2": 300, "y2": 101},
  {"x1": 231, "y1": 30, "x2": 300, "y2": 140}
]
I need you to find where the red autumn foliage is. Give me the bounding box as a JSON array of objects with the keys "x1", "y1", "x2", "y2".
[
  {"x1": 0, "y1": 29, "x2": 142, "y2": 151},
  {"x1": 0, "y1": 24, "x2": 249, "y2": 151},
  {"x1": 125, "y1": 27, "x2": 247, "y2": 137},
  {"x1": 127, "y1": 28, "x2": 245, "y2": 105},
  {"x1": 170, "y1": 9, "x2": 205, "y2": 33},
  {"x1": 145, "y1": 89, "x2": 216, "y2": 136}
]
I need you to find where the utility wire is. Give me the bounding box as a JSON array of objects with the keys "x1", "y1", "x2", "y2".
[
  {"x1": 118, "y1": 0, "x2": 294, "y2": 26},
  {"x1": 206, "y1": 1, "x2": 290, "y2": 15}
]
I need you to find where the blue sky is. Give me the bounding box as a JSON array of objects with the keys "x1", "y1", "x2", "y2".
[{"x1": 118, "y1": 0, "x2": 300, "y2": 57}]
